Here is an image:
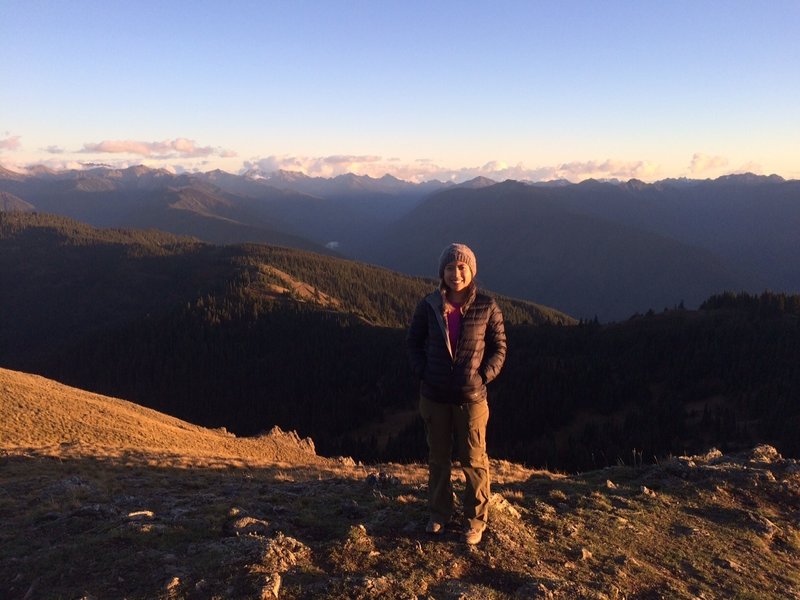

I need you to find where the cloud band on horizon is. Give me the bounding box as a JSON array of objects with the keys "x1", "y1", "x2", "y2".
[
  {"x1": 0, "y1": 135, "x2": 771, "y2": 182},
  {"x1": 81, "y1": 138, "x2": 237, "y2": 159},
  {"x1": 242, "y1": 154, "x2": 664, "y2": 183}
]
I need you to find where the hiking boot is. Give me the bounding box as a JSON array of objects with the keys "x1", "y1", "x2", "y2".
[
  {"x1": 426, "y1": 519, "x2": 444, "y2": 534},
  {"x1": 463, "y1": 526, "x2": 484, "y2": 545}
]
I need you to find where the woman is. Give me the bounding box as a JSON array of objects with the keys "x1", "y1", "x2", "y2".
[{"x1": 406, "y1": 242, "x2": 507, "y2": 545}]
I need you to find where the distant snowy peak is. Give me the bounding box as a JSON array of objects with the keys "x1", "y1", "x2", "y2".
[
  {"x1": 456, "y1": 176, "x2": 498, "y2": 189},
  {"x1": 25, "y1": 165, "x2": 59, "y2": 177},
  {"x1": 0, "y1": 165, "x2": 28, "y2": 181},
  {"x1": 240, "y1": 168, "x2": 309, "y2": 183},
  {"x1": 236, "y1": 168, "x2": 443, "y2": 197},
  {"x1": 715, "y1": 173, "x2": 785, "y2": 185}
]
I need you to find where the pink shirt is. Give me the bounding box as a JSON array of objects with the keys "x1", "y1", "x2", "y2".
[{"x1": 446, "y1": 302, "x2": 463, "y2": 355}]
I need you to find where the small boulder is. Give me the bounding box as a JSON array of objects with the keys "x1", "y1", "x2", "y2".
[
  {"x1": 489, "y1": 493, "x2": 521, "y2": 519},
  {"x1": 230, "y1": 516, "x2": 271, "y2": 537},
  {"x1": 365, "y1": 472, "x2": 400, "y2": 488}
]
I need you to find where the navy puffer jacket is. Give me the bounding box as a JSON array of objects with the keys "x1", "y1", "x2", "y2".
[{"x1": 407, "y1": 286, "x2": 507, "y2": 404}]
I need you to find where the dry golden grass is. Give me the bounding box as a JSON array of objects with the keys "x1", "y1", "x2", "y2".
[
  {"x1": 0, "y1": 367, "x2": 326, "y2": 468},
  {"x1": 1, "y1": 367, "x2": 798, "y2": 599}
]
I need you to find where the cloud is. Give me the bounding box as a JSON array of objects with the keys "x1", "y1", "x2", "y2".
[
  {"x1": 0, "y1": 135, "x2": 22, "y2": 152},
  {"x1": 44, "y1": 145, "x2": 65, "y2": 154},
  {"x1": 552, "y1": 159, "x2": 661, "y2": 182},
  {"x1": 7, "y1": 156, "x2": 190, "y2": 174},
  {"x1": 323, "y1": 154, "x2": 381, "y2": 165},
  {"x1": 12, "y1": 159, "x2": 87, "y2": 172},
  {"x1": 81, "y1": 138, "x2": 234, "y2": 159},
  {"x1": 82, "y1": 140, "x2": 160, "y2": 155},
  {"x1": 388, "y1": 158, "x2": 659, "y2": 184},
  {"x1": 732, "y1": 160, "x2": 763, "y2": 175},
  {"x1": 241, "y1": 154, "x2": 663, "y2": 183},
  {"x1": 243, "y1": 154, "x2": 386, "y2": 178},
  {"x1": 689, "y1": 153, "x2": 729, "y2": 175}
]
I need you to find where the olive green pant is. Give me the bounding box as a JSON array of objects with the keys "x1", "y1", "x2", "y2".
[{"x1": 419, "y1": 395, "x2": 490, "y2": 530}]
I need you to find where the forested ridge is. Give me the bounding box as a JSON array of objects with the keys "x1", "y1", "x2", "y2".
[
  {"x1": 489, "y1": 293, "x2": 800, "y2": 470},
  {"x1": 2, "y1": 212, "x2": 798, "y2": 471}
]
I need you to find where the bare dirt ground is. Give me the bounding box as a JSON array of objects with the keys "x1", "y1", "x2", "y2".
[{"x1": 1, "y1": 367, "x2": 799, "y2": 599}]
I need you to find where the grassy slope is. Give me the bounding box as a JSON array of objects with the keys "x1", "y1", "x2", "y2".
[
  {"x1": 2, "y1": 367, "x2": 798, "y2": 600},
  {"x1": 0, "y1": 368, "x2": 323, "y2": 468}
]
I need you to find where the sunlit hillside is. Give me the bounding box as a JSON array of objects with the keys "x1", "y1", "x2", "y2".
[{"x1": 0, "y1": 367, "x2": 324, "y2": 468}]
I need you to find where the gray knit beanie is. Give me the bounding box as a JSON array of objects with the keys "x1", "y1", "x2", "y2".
[{"x1": 438, "y1": 243, "x2": 477, "y2": 278}]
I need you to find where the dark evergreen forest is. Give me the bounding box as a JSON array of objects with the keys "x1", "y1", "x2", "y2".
[{"x1": 2, "y1": 213, "x2": 798, "y2": 472}]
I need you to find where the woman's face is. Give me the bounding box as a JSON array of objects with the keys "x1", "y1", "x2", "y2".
[{"x1": 443, "y1": 261, "x2": 473, "y2": 293}]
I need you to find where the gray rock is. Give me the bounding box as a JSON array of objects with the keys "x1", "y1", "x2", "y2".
[
  {"x1": 260, "y1": 533, "x2": 310, "y2": 572},
  {"x1": 746, "y1": 511, "x2": 779, "y2": 538},
  {"x1": 489, "y1": 492, "x2": 521, "y2": 519},
  {"x1": 365, "y1": 471, "x2": 400, "y2": 488},
  {"x1": 228, "y1": 516, "x2": 272, "y2": 537}
]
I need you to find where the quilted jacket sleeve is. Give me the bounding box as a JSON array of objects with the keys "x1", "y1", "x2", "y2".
[
  {"x1": 479, "y1": 300, "x2": 507, "y2": 385},
  {"x1": 406, "y1": 299, "x2": 429, "y2": 379}
]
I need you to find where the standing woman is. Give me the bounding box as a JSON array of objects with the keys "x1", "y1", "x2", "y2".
[{"x1": 407, "y1": 243, "x2": 507, "y2": 545}]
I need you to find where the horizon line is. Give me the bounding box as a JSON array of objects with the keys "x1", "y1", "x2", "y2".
[{"x1": 0, "y1": 161, "x2": 793, "y2": 187}]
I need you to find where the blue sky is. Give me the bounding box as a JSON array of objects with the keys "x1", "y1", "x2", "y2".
[{"x1": 2, "y1": 0, "x2": 798, "y2": 182}]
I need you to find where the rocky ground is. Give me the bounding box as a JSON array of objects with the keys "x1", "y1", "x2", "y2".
[
  {"x1": 1, "y1": 368, "x2": 799, "y2": 599},
  {"x1": 3, "y1": 445, "x2": 799, "y2": 599}
]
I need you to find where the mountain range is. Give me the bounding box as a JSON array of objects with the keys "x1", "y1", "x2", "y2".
[
  {"x1": 2, "y1": 164, "x2": 798, "y2": 319},
  {"x1": 356, "y1": 180, "x2": 751, "y2": 320}
]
